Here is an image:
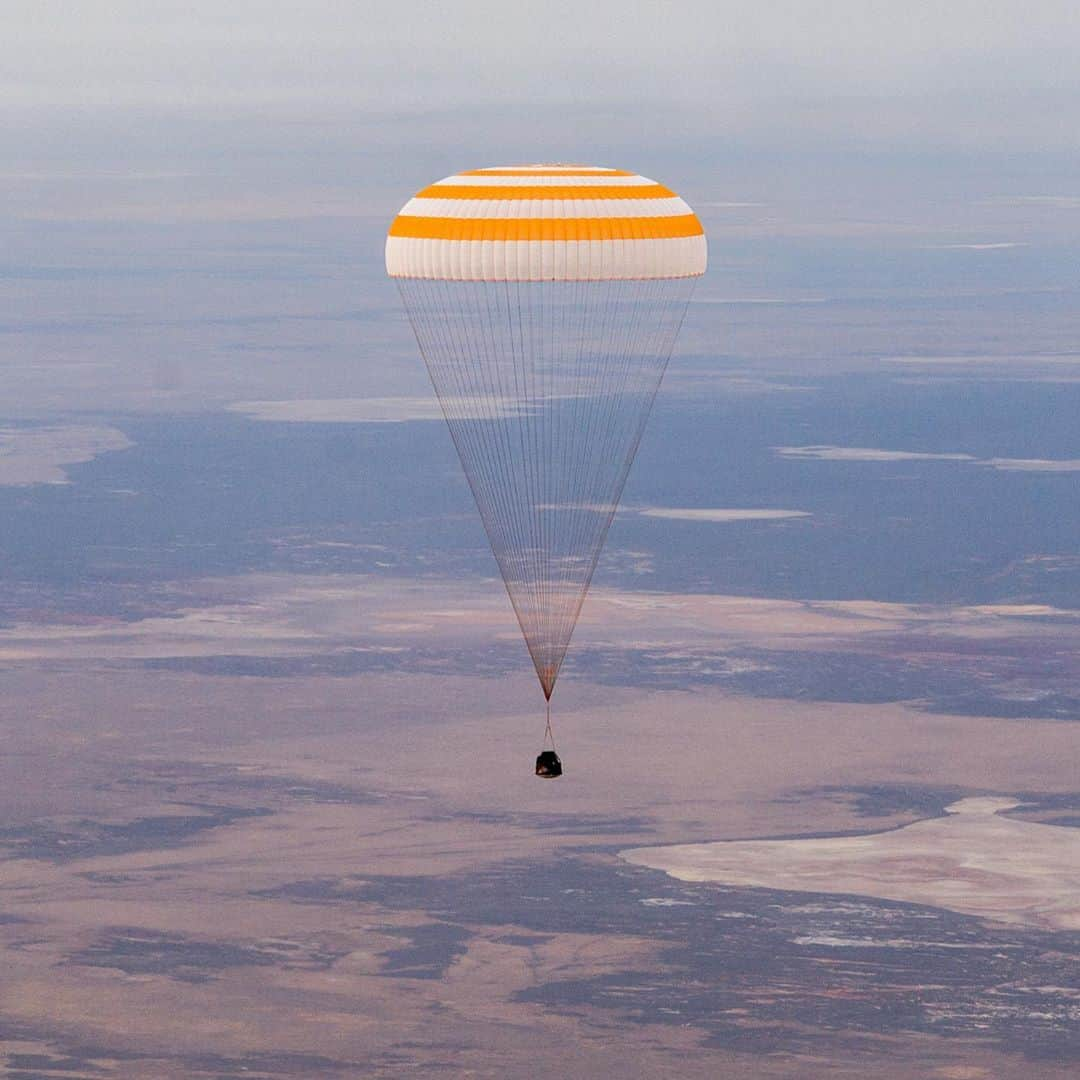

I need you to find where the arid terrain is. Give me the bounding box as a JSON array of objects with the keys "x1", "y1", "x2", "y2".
[{"x1": 0, "y1": 570, "x2": 1077, "y2": 1078}]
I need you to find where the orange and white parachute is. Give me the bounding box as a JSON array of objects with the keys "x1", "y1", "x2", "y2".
[
  {"x1": 387, "y1": 164, "x2": 706, "y2": 281},
  {"x1": 388, "y1": 165, "x2": 706, "y2": 700}
]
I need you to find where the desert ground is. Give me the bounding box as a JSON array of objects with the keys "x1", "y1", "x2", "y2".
[{"x1": 1, "y1": 571, "x2": 1077, "y2": 1078}]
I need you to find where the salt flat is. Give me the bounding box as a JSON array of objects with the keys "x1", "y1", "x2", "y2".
[
  {"x1": 622, "y1": 797, "x2": 1080, "y2": 931},
  {"x1": 0, "y1": 424, "x2": 131, "y2": 485}
]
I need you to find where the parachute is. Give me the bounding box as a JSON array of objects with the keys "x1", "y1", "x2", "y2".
[{"x1": 387, "y1": 165, "x2": 706, "y2": 765}]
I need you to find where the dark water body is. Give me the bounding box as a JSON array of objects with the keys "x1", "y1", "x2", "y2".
[{"x1": 0, "y1": 372, "x2": 1079, "y2": 607}]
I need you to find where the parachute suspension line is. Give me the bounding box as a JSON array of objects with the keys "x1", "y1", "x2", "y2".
[
  {"x1": 516, "y1": 277, "x2": 545, "y2": 680},
  {"x1": 544, "y1": 275, "x2": 697, "y2": 679},
  {"x1": 542, "y1": 700, "x2": 556, "y2": 752},
  {"x1": 398, "y1": 274, "x2": 697, "y2": 703},
  {"x1": 404, "y1": 278, "x2": 537, "y2": 664}
]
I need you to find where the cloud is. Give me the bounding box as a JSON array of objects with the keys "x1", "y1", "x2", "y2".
[
  {"x1": 535, "y1": 506, "x2": 811, "y2": 524},
  {"x1": 775, "y1": 446, "x2": 975, "y2": 463},
  {"x1": 883, "y1": 354, "x2": 1080, "y2": 366},
  {"x1": 983, "y1": 458, "x2": 1080, "y2": 472},
  {"x1": 933, "y1": 242, "x2": 1027, "y2": 251},
  {"x1": 776, "y1": 445, "x2": 1080, "y2": 474},
  {"x1": 230, "y1": 398, "x2": 444, "y2": 423},
  {"x1": 229, "y1": 396, "x2": 531, "y2": 423},
  {"x1": 637, "y1": 508, "x2": 811, "y2": 523}
]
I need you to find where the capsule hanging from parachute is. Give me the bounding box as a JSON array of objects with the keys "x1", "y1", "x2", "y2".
[{"x1": 387, "y1": 165, "x2": 706, "y2": 773}]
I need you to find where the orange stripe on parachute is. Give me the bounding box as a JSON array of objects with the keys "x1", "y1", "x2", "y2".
[
  {"x1": 387, "y1": 214, "x2": 704, "y2": 241},
  {"x1": 416, "y1": 183, "x2": 676, "y2": 200}
]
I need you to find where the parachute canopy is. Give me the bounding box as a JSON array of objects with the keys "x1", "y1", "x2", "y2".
[
  {"x1": 386, "y1": 164, "x2": 706, "y2": 282},
  {"x1": 388, "y1": 165, "x2": 705, "y2": 700}
]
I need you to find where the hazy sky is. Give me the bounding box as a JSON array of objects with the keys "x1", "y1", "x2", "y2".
[
  {"x1": 5, "y1": 2, "x2": 1079, "y2": 152},
  {"x1": 4, "y1": 1, "x2": 1079, "y2": 421}
]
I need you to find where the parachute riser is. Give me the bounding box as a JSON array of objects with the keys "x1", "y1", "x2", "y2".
[{"x1": 535, "y1": 700, "x2": 562, "y2": 778}]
